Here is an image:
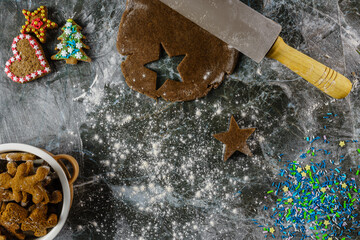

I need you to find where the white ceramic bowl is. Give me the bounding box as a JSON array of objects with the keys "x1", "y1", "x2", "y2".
[{"x1": 0, "y1": 143, "x2": 79, "y2": 240}]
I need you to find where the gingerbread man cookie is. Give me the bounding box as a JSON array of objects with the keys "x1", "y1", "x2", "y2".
[
  {"x1": 21, "y1": 204, "x2": 58, "y2": 237},
  {"x1": 0, "y1": 203, "x2": 28, "y2": 240},
  {"x1": 0, "y1": 161, "x2": 50, "y2": 204},
  {"x1": 0, "y1": 153, "x2": 37, "y2": 161}
]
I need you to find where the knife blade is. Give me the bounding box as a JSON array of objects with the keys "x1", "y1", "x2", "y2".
[{"x1": 159, "y1": 0, "x2": 352, "y2": 99}]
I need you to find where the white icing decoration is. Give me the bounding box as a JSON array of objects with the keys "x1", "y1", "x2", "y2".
[
  {"x1": 64, "y1": 28, "x2": 72, "y2": 35},
  {"x1": 65, "y1": 22, "x2": 72, "y2": 28},
  {"x1": 74, "y1": 32, "x2": 82, "y2": 39},
  {"x1": 76, "y1": 42, "x2": 83, "y2": 49},
  {"x1": 61, "y1": 50, "x2": 67, "y2": 57},
  {"x1": 57, "y1": 43, "x2": 64, "y2": 49},
  {"x1": 75, "y1": 52, "x2": 82, "y2": 59}
]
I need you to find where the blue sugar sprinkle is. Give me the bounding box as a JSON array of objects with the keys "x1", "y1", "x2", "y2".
[{"x1": 256, "y1": 143, "x2": 360, "y2": 239}]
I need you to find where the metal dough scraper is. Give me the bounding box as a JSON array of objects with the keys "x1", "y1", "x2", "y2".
[{"x1": 159, "y1": 0, "x2": 352, "y2": 99}]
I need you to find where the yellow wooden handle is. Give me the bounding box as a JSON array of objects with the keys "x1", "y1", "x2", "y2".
[{"x1": 266, "y1": 37, "x2": 352, "y2": 99}]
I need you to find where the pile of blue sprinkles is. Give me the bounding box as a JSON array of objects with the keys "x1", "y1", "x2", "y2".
[{"x1": 254, "y1": 140, "x2": 360, "y2": 239}]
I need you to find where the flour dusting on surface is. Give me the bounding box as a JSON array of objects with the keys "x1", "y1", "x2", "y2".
[{"x1": 0, "y1": 0, "x2": 359, "y2": 239}]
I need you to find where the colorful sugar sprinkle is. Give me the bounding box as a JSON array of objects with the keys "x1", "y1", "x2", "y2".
[{"x1": 255, "y1": 139, "x2": 360, "y2": 239}]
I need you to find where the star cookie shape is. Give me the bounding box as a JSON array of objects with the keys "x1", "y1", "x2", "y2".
[
  {"x1": 20, "y1": 6, "x2": 57, "y2": 43},
  {"x1": 145, "y1": 44, "x2": 185, "y2": 90},
  {"x1": 213, "y1": 116, "x2": 255, "y2": 161}
]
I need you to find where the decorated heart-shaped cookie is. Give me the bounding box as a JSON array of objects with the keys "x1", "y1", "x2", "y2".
[{"x1": 4, "y1": 34, "x2": 51, "y2": 83}]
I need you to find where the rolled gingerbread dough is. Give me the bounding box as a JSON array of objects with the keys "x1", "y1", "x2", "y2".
[{"x1": 117, "y1": 0, "x2": 239, "y2": 102}]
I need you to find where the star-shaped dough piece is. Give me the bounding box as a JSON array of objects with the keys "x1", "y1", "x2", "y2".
[
  {"x1": 20, "y1": 6, "x2": 57, "y2": 43},
  {"x1": 213, "y1": 116, "x2": 255, "y2": 161}
]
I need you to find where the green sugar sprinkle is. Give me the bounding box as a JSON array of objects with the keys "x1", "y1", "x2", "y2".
[{"x1": 257, "y1": 139, "x2": 360, "y2": 240}]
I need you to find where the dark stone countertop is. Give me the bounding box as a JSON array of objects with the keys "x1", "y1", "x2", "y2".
[{"x1": 0, "y1": 0, "x2": 359, "y2": 239}]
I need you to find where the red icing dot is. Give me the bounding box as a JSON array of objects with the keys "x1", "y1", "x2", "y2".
[{"x1": 31, "y1": 18, "x2": 44, "y2": 29}]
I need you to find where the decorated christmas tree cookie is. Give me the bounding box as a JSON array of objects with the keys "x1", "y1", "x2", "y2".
[{"x1": 51, "y1": 19, "x2": 91, "y2": 65}]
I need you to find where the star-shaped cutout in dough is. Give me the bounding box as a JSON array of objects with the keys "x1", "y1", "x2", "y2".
[
  {"x1": 20, "y1": 6, "x2": 58, "y2": 43},
  {"x1": 213, "y1": 116, "x2": 255, "y2": 161},
  {"x1": 145, "y1": 44, "x2": 185, "y2": 90}
]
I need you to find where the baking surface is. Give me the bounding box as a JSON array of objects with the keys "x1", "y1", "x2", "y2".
[{"x1": 0, "y1": 0, "x2": 359, "y2": 239}]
